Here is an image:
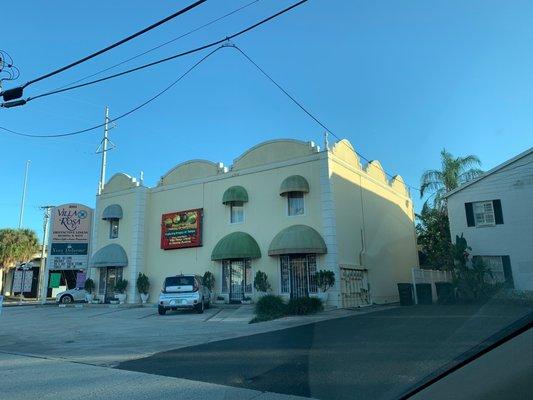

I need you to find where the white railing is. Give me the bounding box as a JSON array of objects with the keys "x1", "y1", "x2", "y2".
[{"x1": 411, "y1": 267, "x2": 452, "y2": 304}]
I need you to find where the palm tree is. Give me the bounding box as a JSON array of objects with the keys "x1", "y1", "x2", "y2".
[{"x1": 420, "y1": 149, "x2": 483, "y2": 209}]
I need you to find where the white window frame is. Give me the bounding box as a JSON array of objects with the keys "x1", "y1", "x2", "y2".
[
  {"x1": 473, "y1": 201, "x2": 495, "y2": 227},
  {"x1": 287, "y1": 192, "x2": 305, "y2": 217},
  {"x1": 477, "y1": 256, "x2": 505, "y2": 284},
  {"x1": 109, "y1": 218, "x2": 119, "y2": 239},
  {"x1": 229, "y1": 201, "x2": 245, "y2": 224}
]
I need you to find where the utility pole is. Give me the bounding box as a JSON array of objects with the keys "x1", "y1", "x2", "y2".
[
  {"x1": 18, "y1": 159, "x2": 31, "y2": 228},
  {"x1": 98, "y1": 106, "x2": 109, "y2": 195},
  {"x1": 38, "y1": 205, "x2": 54, "y2": 304}
]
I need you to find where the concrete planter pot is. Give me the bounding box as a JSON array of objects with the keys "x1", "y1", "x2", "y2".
[
  {"x1": 85, "y1": 293, "x2": 94, "y2": 303},
  {"x1": 140, "y1": 293, "x2": 149, "y2": 304},
  {"x1": 115, "y1": 293, "x2": 127, "y2": 304}
]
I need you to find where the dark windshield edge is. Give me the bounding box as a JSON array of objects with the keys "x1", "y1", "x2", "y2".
[{"x1": 398, "y1": 312, "x2": 533, "y2": 399}]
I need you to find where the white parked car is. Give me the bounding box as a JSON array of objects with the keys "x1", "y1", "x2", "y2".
[
  {"x1": 56, "y1": 288, "x2": 87, "y2": 304},
  {"x1": 158, "y1": 274, "x2": 211, "y2": 315}
]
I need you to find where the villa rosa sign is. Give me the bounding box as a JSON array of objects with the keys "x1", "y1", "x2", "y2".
[
  {"x1": 48, "y1": 204, "x2": 93, "y2": 270},
  {"x1": 161, "y1": 208, "x2": 203, "y2": 250},
  {"x1": 52, "y1": 204, "x2": 92, "y2": 242}
]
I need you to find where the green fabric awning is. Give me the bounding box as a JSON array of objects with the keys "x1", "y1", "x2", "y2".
[
  {"x1": 279, "y1": 175, "x2": 309, "y2": 196},
  {"x1": 222, "y1": 186, "x2": 249, "y2": 204},
  {"x1": 90, "y1": 244, "x2": 128, "y2": 268},
  {"x1": 268, "y1": 225, "x2": 327, "y2": 256},
  {"x1": 211, "y1": 232, "x2": 261, "y2": 260},
  {"x1": 102, "y1": 204, "x2": 123, "y2": 220}
]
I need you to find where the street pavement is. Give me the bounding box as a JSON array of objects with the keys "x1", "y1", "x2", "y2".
[
  {"x1": 117, "y1": 303, "x2": 532, "y2": 400},
  {"x1": 0, "y1": 303, "x2": 361, "y2": 366}
]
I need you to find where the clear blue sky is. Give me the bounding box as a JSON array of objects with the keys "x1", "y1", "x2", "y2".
[{"x1": 1, "y1": 0, "x2": 532, "y2": 239}]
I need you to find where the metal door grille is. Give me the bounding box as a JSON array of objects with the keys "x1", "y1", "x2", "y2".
[{"x1": 340, "y1": 267, "x2": 370, "y2": 307}]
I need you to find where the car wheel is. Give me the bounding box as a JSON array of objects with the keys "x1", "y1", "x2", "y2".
[
  {"x1": 196, "y1": 299, "x2": 204, "y2": 314},
  {"x1": 60, "y1": 295, "x2": 73, "y2": 304},
  {"x1": 158, "y1": 306, "x2": 166, "y2": 315}
]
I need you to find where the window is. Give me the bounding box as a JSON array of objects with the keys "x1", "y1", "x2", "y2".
[
  {"x1": 473, "y1": 255, "x2": 514, "y2": 286},
  {"x1": 473, "y1": 201, "x2": 495, "y2": 226},
  {"x1": 109, "y1": 219, "x2": 119, "y2": 239},
  {"x1": 230, "y1": 202, "x2": 244, "y2": 223},
  {"x1": 479, "y1": 256, "x2": 505, "y2": 283},
  {"x1": 287, "y1": 192, "x2": 304, "y2": 216},
  {"x1": 465, "y1": 200, "x2": 503, "y2": 227}
]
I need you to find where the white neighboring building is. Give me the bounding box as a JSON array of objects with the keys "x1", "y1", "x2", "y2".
[{"x1": 446, "y1": 147, "x2": 533, "y2": 291}]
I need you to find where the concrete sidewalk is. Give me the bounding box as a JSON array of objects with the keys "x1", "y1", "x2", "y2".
[{"x1": 0, "y1": 352, "x2": 311, "y2": 400}]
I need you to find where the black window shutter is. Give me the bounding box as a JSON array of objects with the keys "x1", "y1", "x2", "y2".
[
  {"x1": 465, "y1": 202, "x2": 475, "y2": 227},
  {"x1": 493, "y1": 200, "x2": 504, "y2": 224},
  {"x1": 501, "y1": 256, "x2": 514, "y2": 287}
]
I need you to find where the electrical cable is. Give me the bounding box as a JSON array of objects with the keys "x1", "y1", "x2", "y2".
[
  {"x1": 20, "y1": 0, "x2": 308, "y2": 104},
  {"x1": 19, "y1": 0, "x2": 207, "y2": 89},
  {"x1": 52, "y1": 0, "x2": 261, "y2": 91},
  {"x1": 230, "y1": 45, "x2": 422, "y2": 193},
  {"x1": 0, "y1": 46, "x2": 224, "y2": 138}
]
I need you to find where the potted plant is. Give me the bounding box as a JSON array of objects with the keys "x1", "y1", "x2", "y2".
[
  {"x1": 242, "y1": 296, "x2": 253, "y2": 305},
  {"x1": 253, "y1": 271, "x2": 271, "y2": 299},
  {"x1": 114, "y1": 278, "x2": 128, "y2": 304},
  {"x1": 202, "y1": 271, "x2": 215, "y2": 303},
  {"x1": 136, "y1": 273, "x2": 150, "y2": 304},
  {"x1": 84, "y1": 278, "x2": 95, "y2": 302},
  {"x1": 215, "y1": 295, "x2": 226, "y2": 305},
  {"x1": 314, "y1": 270, "x2": 335, "y2": 302}
]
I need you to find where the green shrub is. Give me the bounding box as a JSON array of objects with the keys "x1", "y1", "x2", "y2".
[
  {"x1": 114, "y1": 278, "x2": 128, "y2": 294},
  {"x1": 255, "y1": 294, "x2": 286, "y2": 316},
  {"x1": 202, "y1": 271, "x2": 215, "y2": 291},
  {"x1": 316, "y1": 270, "x2": 335, "y2": 292},
  {"x1": 253, "y1": 271, "x2": 271, "y2": 293},
  {"x1": 136, "y1": 273, "x2": 150, "y2": 294},
  {"x1": 84, "y1": 278, "x2": 95, "y2": 294},
  {"x1": 286, "y1": 297, "x2": 323, "y2": 315}
]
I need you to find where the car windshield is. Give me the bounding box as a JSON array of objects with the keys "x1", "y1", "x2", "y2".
[{"x1": 0, "y1": 1, "x2": 532, "y2": 400}]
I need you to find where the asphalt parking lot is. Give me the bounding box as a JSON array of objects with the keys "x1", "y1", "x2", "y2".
[
  {"x1": 117, "y1": 302, "x2": 532, "y2": 400},
  {"x1": 0, "y1": 301, "x2": 531, "y2": 400},
  {"x1": 0, "y1": 303, "x2": 359, "y2": 366}
]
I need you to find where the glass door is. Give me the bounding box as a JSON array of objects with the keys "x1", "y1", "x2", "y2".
[{"x1": 103, "y1": 267, "x2": 123, "y2": 303}]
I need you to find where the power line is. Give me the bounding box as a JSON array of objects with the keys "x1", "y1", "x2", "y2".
[
  {"x1": 19, "y1": 0, "x2": 207, "y2": 89},
  {"x1": 17, "y1": 0, "x2": 308, "y2": 105},
  {"x1": 0, "y1": 46, "x2": 224, "y2": 138},
  {"x1": 52, "y1": 0, "x2": 261, "y2": 91},
  {"x1": 230, "y1": 45, "x2": 422, "y2": 193}
]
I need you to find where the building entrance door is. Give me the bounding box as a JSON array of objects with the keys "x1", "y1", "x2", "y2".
[
  {"x1": 98, "y1": 267, "x2": 123, "y2": 303},
  {"x1": 289, "y1": 256, "x2": 309, "y2": 299},
  {"x1": 229, "y1": 261, "x2": 244, "y2": 303}
]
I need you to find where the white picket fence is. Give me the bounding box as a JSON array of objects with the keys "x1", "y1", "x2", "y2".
[{"x1": 411, "y1": 267, "x2": 452, "y2": 304}]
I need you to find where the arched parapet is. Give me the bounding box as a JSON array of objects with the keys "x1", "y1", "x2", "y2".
[
  {"x1": 365, "y1": 160, "x2": 388, "y2": 183},
  {"x1": 102, "y1": 173, "x2": 139, "y2": 194},
  {"x1": 159, "y1": 159, "x2": 221, "y2": 186},
  {"x1": 232, "y1": 139, "x2": 318, "y2": 171},
  {"x1": 389, "y1": 175, "x2": 409, "y2": 197},
  {"x1": 331, "y1": 139, "x2": 361, "y2": 169}
]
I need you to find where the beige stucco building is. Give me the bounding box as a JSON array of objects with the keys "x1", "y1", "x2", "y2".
[{"x1": 89, "y1": 138, "x2": 418, "y2": 307}]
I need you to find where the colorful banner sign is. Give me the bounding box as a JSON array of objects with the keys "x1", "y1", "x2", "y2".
[
  {"x1": 161, "y1": 208, "x2": 203, "y2": 250},
  {"x1": 76, "y1": 272, "x2": 87, "y2": 289},
  {"x1": 48, "y1": 204, "x2": 93, "y2": 270}
]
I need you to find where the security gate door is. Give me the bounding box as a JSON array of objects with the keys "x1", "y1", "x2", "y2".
[
  {"x1": 229, "y1": 260, "x2": 245, "y2": 303},
  {"x1": 289, "y1": 256, "x2": 309, "y2": 299}
]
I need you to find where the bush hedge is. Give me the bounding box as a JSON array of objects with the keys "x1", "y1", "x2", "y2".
[
  {"x1": 286, "y1": 297, "x2": 324, "y2": 315},
  {"x1": 250, "y1": 294, "x2": 323, "y2": 323}
]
